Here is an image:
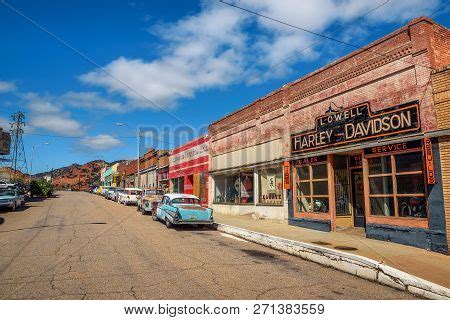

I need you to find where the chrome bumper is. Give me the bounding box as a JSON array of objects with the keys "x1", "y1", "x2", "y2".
[{"x1": 173, "y1": 219, "x2": 214, "y2": 225}]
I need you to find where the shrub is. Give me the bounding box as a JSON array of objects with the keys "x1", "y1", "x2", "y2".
[{"x1": 30, "y1": 180, "x2": 54, "y2": 197}]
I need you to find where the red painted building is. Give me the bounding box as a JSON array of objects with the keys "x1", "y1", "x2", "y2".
[{"x1": 169, "y1": 136, "x2": 209, "y2": 205}]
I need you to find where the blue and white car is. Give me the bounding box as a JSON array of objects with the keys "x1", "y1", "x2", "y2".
[
  {"x1": 0, "y1": 188, "x2": 25, "y2": 211},
  {"x1": 154, "y1": 193, "x2": 213, "y2": 228}
]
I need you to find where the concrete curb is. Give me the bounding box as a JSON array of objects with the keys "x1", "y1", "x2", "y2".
[{"x1": 212, "y1": 223, "x2": 450, "y2": 300}]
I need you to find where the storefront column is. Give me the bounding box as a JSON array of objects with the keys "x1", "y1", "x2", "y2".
[
  {"x1": 328, "y1": 154, "x2": 336, "y2": 231},
  {"x1": 254, "y1": 170, "x2": 259, "y2": 208},
  {"x1": 362, "y1": 153, "x2": 370, "y2": 229}
]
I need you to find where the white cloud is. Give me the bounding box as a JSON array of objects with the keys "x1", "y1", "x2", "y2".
[
  {"x1": 0, "y1": 81, "x2": 16, "y2": 94},
  {"x1": 59, "y1": 91, "x2": 123, "y2": 112},
  {"x1": 21, "y1": 92, "x2": 83, "y2": 136},
  {"x1": 29, "y1": 114, "x2": 83, "y2": 136},
  {"x1": 78, "y1": 0, "x2": 441, "y2": 109},
  {"x1": 77, "y1": 134, "x2": 123, "y2": 151}
]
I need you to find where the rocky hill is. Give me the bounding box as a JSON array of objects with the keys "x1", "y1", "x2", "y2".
[{"x1": 34, "y1": 160, "x2": 122, "y2": 191}]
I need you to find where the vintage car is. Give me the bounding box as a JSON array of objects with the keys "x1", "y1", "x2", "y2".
[
  {"x1": 105, "y1": 187, "x2": 117, "y2": 200},
  {"x1": 110, "y1": 188, "x2": 124, "y2": 202},
  {"x1": 155, "y1": 193, "x2": 213, "y2": 228},
  {"x1": 137, "y1": 189, "x2": 164, "y2": 215},
  {"x1": 118, "y1": 188, "x2": 142, "y2": 205},
  {"x1": 0, "y1": 187, "x2": 25, "y2": 211}
]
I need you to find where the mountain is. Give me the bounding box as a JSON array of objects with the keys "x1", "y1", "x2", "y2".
[{"x1": 34, "y1": 159, "x2": 123, "y2": 191}]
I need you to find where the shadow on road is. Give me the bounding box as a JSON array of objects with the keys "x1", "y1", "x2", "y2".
[{"x1": 0, "y1": 217, "x2": 4, "y2": 225}]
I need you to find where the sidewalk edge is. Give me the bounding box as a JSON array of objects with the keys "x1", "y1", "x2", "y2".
[{"x1": 213, "y1": 223, "x2": 450, "y2": 300}]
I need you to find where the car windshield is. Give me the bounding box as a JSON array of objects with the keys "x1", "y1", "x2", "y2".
[
  {"x1": 0, "y1": 190, "x2": 15, "y2": 197},
  {"x1": 116, "y1": 189, "x2": 124, "y2": 193},
  {"x1": 129, "y1": 190, "x2": 140, "y2": 195},
  {"x1": 171, "y1": 197, "x2": 200, "y2": 205},
  {"x1": 145, "y1": 190, "x2": 163, "y2": 195}
]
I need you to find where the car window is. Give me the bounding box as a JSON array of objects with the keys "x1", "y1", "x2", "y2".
[
  {"x1": 0, "y1": 190, "x2": 15, "y2": 197},
  {"x1": 171, "y1": 198, "x2": 200, "y2": 205}
]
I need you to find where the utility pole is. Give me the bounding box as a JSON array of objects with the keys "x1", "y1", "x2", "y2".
[{"x1": 9, "y1": 112, "x2": 28, "y2": 183}]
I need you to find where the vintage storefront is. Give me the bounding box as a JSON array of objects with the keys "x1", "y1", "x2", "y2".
[
  {"x1": 169, "y1": 136, "x2": 209, "y2": 205},
  {"x1": 208, "y1": 17, "x2": 450, "y2": 253}
]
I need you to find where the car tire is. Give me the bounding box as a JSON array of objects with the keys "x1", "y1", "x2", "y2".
[
  {"x1": 165, "y1": 218, "x2": 173, "y2": 228},
  {"x1": 152, "y1": 211, "x2": 158, "y2": 221}
]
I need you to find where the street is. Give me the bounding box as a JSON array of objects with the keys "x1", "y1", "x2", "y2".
[{"x1": 0, "y1": 192, "x2": 415, "y2": 299}]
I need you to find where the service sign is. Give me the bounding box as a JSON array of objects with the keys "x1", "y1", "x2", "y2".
[
  {"x1": 0, "y1": 131, "x2": 11, "y2": 155},
  {"x1": 291, "y1": 101, "x2": 420, "y2": 154}
]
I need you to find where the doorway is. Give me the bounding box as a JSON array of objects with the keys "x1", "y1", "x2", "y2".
[{"x1": 351, "y1": 169, "x2": 365, "y2": 228}]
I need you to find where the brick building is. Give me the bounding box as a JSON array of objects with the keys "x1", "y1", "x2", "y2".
[
  {"x1": 169, "y1": 136, "x2": 209, "y2": 205},
  {"x1": 208, "y1": 17, "x2": 450, "y2": 253}
]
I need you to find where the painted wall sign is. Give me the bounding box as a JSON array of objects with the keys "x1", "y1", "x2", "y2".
[
  {"x1": 295, "y1": 155, "x2": 327, "y2": 166},
  {"x1": 424, "y1": 137, "x2": 436, "y2": 185},
  {"x1": 364, "y1": 140, "x2": 422, "y2": 155},
  {"x1": 283, "y1": 161, "x2": 291, "y2": 189},
  {"x1": 291, "y1": 101, "x2": 420, "y2": 154}
]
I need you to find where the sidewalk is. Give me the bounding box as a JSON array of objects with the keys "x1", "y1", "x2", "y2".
[{"x1": 214, "y1": 213, "x2": 450, "y2": 289}]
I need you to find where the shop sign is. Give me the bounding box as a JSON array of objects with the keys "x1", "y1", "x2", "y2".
[
  {"x1": 291, "y1": 101, "x2": 420, "y2": 154},
  {"x1": 283, "y1": 161, "x2": 291, "y2": 189},
  {"x1": 0, "y1": 131, "x2": 11, "y2": 155},
  {"x1": 294, "y1": 155, "x2": 327, "y2": 166},
  {"x1": 349, "y1": 155, "x2": 362, "y2": 167},
  {"x1": 364, "y1": 140, "x2": 422, "y2": 155},
  {"x1": 424, "y1": 137, "x2": 436, "y2": 185}
]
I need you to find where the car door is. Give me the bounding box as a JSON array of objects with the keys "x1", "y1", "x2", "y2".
[{"x1": 156, "y1": 196, "x2": 166, "y2": 219}]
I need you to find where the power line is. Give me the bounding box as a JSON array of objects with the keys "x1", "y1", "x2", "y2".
[
  {"x1": 219, "y1": 0, "x2": 435, "y2": 71},
  {"x1": 0, "y1": 0, "x2": 191, "y2": 128},
  {"x1": 257, "y1": 0, "x2": 391, "y2": 77}
]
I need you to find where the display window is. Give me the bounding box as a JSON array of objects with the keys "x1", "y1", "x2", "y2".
[
  {"x1": 295, "y1": 159, "x2": 329, "y2": 214},
  {"x1": 367, "y1": 150, "x2": 427, "y2": 219},
  {"x1": 214, "y1": 172, "x2": 254, "y2": 204},
  {"x1": 258, "y1": 167, "x2": 283, "y2": 205}
]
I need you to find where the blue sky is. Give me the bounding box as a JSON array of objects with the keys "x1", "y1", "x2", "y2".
[{"x1": 0, "y1": 0, "x2": 449, "y2": 174}]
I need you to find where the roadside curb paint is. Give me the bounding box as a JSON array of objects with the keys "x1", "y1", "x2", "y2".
[{"x1": 212, "y1": 223, "x2": 450, "y2": 300}]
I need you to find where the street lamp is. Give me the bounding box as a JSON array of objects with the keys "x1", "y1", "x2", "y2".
[
  {"x1": 116, "y1": 123, "x2": 141, "y2": 188},
  {"x1": 29, "y1": 142, "x2": 50, "y2": 186}
]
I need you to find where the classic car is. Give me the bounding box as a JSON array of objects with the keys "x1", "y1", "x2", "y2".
[
  {"x1": 155, "y1": 193, "x2": 213, "y2": 228},
  {"x1": 0, "y1": 187, "x2": 25, "y2": 211},
  {"x1": 118, "y1": 188, "x2": 142, "y2": 205},
  {"x1": 137, "y1": 189, "x2": 164, "y2": 215},
  {"x1": 105, "y1": 187, "x2": 117, "y2": 200},
  {"x1": 110, "y1": 188, "x2": 124, "y2": 202}
]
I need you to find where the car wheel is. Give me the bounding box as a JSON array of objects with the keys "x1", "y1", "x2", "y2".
[
  {"x1": 165, "y1": 218, "x2": 173, "y2": 228},
  {"x1": 152, "y1": 211, "x2": 158, "y2": 221}
]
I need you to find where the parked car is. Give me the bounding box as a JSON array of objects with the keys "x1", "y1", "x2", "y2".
[
  {"x1": 96, "y1": 186, "x2": 104, "y2": 195},
  {"x1": 137, "y1": 189, "x2": 164, "y2": 215},
  {"x1": 105, "y1": 187, "x2": 117, "y2": 200},
  {"x1": 110, "y1": 188, "x2": 124, "y2": 202},
  {"x1": 101, "y1": 186, "x2": 112, "y2": 197},
  {"x1": 118, "y1": 188, "x2": 142, "y2": 205},
  {"x1": 0, "y1": 187, "x2": 25, "y2": 211},
  {"x1": 154, "y1": 193, "x2": 213, "y2": 228}
]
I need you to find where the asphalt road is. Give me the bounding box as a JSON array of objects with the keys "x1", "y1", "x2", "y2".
[{"x1": 0, "y1": 191, "x2": 415, "y2": 299}]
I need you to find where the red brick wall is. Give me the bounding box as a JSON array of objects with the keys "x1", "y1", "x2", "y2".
[{"x1": 209, "y1": 17, "x2": 446, "y2": 159}]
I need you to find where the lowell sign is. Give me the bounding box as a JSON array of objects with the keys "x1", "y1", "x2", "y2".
[{"x1": 291, "y1": 101, "x2": 420, "y2": 154}]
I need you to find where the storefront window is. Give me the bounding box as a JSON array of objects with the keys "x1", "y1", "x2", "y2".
[
  {"x1": 367, "y1": 150, "x2": 426, "y2": 218},
  {"x1": 214, "y1": 172, "x2": 254, "y2": 204},
  {"x1": 171, "y1": 177, "x2": 184, "y2": 193},
  {"x1": 258, "y1": 167, "x2": 283, "y2": 205},
  {"x1": 296, "y1": 162, "x2": 329, "y2": 213}
]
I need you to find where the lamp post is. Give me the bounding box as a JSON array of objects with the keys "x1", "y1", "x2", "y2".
[
  {"x1": 116, "y1": 123, "x2": 141, "y2": 188},
  {"x1": 29, "y1": 142, "x2": 50, "y2": 187}
]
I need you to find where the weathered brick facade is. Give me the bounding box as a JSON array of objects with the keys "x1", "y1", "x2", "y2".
[
  {"x1": 209, "y1": 17, "x2": 450, "y2": 160},
  {"x1": 433, "y1": 66, "x2": 450, "y2": 250},
  {"x1": 209, "y1": 17, "x2": 450, "y2": 253}
]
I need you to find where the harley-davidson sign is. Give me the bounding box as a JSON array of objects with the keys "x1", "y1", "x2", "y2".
[{"x1": 291, "y1": 101, "x2": 420, "y2": 154}]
